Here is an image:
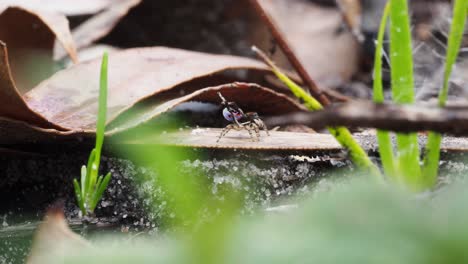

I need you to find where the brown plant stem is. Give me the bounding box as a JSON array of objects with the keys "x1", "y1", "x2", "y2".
[
  {"x1": 265, "y1": 100, "x2": 468, "y2": 136},
  {"x1": 248, "y1": 0, "x2": 331, "y2": 106}
]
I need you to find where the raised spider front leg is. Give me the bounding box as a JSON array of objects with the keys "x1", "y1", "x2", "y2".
[{"x1": 217, "y1": 124, "x2": 234, "y2": 142}]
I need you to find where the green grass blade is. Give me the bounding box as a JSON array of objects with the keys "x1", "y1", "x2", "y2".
[
  {"x1": 74, "y1": 52, "x2": 110, "y2": 217},
  {"x1": 373, "y1": 2, "x2": 390, "y2": 104},
  {"x1": 437, "y1": 0, "x2": 468, "y2": 107},
  {"x1": 252, "y1": 47, "x2": 382, "y2": 178},
  {"x1": 328, "y1": 127, "x2": 382, "y2": 178},
  {"x1": 422, "y1": 0, "x2": 468, "y2": 186},
  {"x1": 390, "y1": 0, "x2": 415, "y2": 104},
  {"x1": 373, "y1": 2, "x2": 397, "y2": 180},
  {"x1": 95, "y1": 52, "x2": 108, "y2": 160},
  {"x1": 95, "y1": 175, "x2": 104, "y2": 193},
  {"x1": 80, "y1": 165, "x2": 87, "y2": 199},
  {"x1": 263, "y1": 65, "x2": 323, "y2": 111},
  {"x1": 96, "y1": 175, "x2": 104, "y2": 190},
  {"x1": 90, "y1": 173, "x2": 112, "y2": 212},
  {"x1": 85, "y1": 149, "x2": 96, "y2": 199},
  {"x1": 89, "y1": 175, "x2": 104, "y2": 211},
  {"x1": 389, "y1": 0, "x2": 421, "y2": 188},
  {"x1": 73, "y1": 179, "x2": 86, "y2": 215},
  {"x1": 86, "y1": 149, "x2": 96, "y2": 176},
  {"x1": 422, "y1": 133, "x2": 442, "y2": 187},
  {"x1": 90, "y1": 52, "x2": 108, "y2": 182}
]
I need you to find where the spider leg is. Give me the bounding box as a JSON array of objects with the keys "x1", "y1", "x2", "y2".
[
  {"x1": 246, "y1": 124, "x2": 257, "y2": 142},
  {"x1": 252, "y1": 118, "x2": 269, "y2": 136},
  {"x1": 217, "y1": 125, "x2": 233, "y2": 142},
  {"x1": 254, "y1": 124, "x2": 260, "y2": 141}
]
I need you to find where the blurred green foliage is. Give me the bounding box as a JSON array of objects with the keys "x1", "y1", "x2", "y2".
[
  {"x1": 60, "y1": 177, "x2": 468, "y2": 263},
  {"x1": 111, "y1": 123, "x2": 245, "y2": 264}
]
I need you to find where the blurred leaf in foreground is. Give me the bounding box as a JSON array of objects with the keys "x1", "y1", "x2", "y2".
[{"x1": 43, "y1": 177, "x2": 468, "y2": 264}]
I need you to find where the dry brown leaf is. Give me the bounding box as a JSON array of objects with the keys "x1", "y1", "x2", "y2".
[
  {"x1": 54, "y1": 0, "x2": 141, "y2": 61},
  {"x1": 0, "y1": 0, "x2": 126, "y2": 16},
  {"x1": 0, "y1": 82, "x2": 305, "y2": 144},
  {"x1": 253, "y1": 0, "x2": 360, "y2": 88},
  {"x1": 26, "y1": 206, "x2": 90, "y2": 264},
  {"x1": 108, "y1": 82, "x2": 307, "y2": 133},
  {"x1": 0, "y1": 44, "x2": 308, "y2": 144},
  {"x1": 336, "y1": 0, "x2": 363, "y2": 42},
  {"x1": 0, "y1": 42, "x2": 60, "y2": 128},
  {"x1": 23, "y1": 47, "x2": 279, "y2": 131},
  {"x1": 0, "y1": 6, "x2": 77, "y2": 91},
  {"x1": 0, "y1": 117, "x2": 87, "y2": 144},
  {"x1": 64, "y1": 44, "x2": 121, "y2": 67}
]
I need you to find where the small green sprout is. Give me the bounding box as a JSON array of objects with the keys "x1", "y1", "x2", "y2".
[{"x1": 73, "y1": 52, "x2": 111, "y2": 216}]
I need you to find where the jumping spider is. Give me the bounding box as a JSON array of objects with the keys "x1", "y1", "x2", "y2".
[{"x1": 216, "y1": 92, "x2": 269, "y2": 142}]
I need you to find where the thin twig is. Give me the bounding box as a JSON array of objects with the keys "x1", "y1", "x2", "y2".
[
  {"x1": 248, "y1": 0, "x2": 331, "y2": 106},
  {"x1": 265, "y1": 100, "x2": 468, "y2": 136}
]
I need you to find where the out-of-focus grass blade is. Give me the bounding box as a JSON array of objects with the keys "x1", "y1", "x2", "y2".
[
  {"x1": 422, "y1": 0, "x2": 468, "y2": 187},
  {"x1": 389, "y1": 0, "x2": 421, "y2": 189},
  {"x1": 373, "y1": 2, "x2": 397, "y2": 181},
  {"x1": 115, "y1": 122, "x2": 242, "y2": 264}
]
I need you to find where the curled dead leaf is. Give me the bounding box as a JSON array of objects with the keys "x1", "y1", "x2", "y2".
[
  {"x1": 54, "y1": 0, "x2": 141, "y2": 61},
  {"x1": 108, "y1": 82, "x2": 308, "y2": 133},
  {"x1": 0, "y1": 42, "x2": 60, "y2": 128},
  {"x1": 0, "y1": 43, "x2": 311, "y2": 144},
  {"x1": 252, "y1": 0, "x2": 360, "y2": 88},
  {"x1": 336, "y1": 0, "x2": 363, "y2": 42},
  {"x1": 24, "y1": 47, "x2": 276, "y2": 131},
  {"x1": 0, "y1": 0, "x2": 130, "y2": 16},
  {"x1": 0, "y1": 5, "x2": 77, "y2": 92},
  {"x1": 0, "y1": 117, "x2": 88, "y2": 144},
  {"x1": 0, "y1": 82, "x2": 306, "y2": 145}
]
